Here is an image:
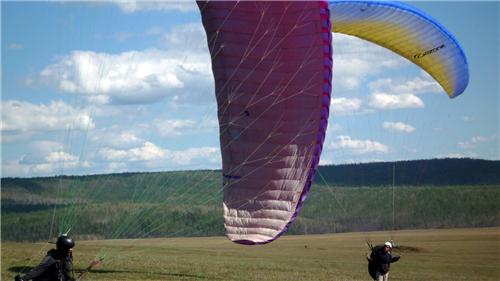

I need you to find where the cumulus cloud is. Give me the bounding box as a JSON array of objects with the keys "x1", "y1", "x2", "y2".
[
  {"x1": 155, "y1": 117, "x2": 218, "y2": 137},
  {"x1": 369, "y1": 72, "x2": 442, "y2": 95},
  {"x1": 20, "y1": 141, "x2": 65, "y2": 164},
  {"x1": 332, "y1": 33, "x2": 408, "y2": 91},
  {"x1": 39, "y1": 23, "x2": 213, "y2": 106},
  {"x1": 85, "y1": 95, "x2": 111, "y2": 106},
  {"x1": 169, "y1": 146, "x2": 220, "y2": 165},
  {"x1": 5, "y1": 141, "x2": 91, "y2": 177},
  {"x1": 383, "y1": 122, "x2": 415, "y2": 133},
  {"x1": 90, "y1": 129, "x2": 144, "y2": 149},
  {"x1": 457, "y1": 135, "x2": 497, "y2": 149},
  {"x1": 330, "y1": 97, "x2": 362, "y2": 116},
  {"x1": 104, "y1": 162, "x2": 128, "y2": 174},
  {"x1": 161, "y1": 23, "x2": 208, "y2": 51},
  {"x1": 115, "y1": 1, "x2": 198, "y2": 13},
  {"x1": 328, "y1": 135, "x2": 388, "y2": 154},
  {"x1": 41, "y1": 50, "x2": 183, "y2": 103},
  {"x1": 99, "y1": 141, "x2": 166, "y2": 162},
  {"x1": 368, "y1": 92, "x2": 424, "y2": 109},
  {"x1": 98, "y1": 141, "x2": 220, "y2": 166},
  {"x1": 1, "y1": 100, "x2": 94, "y2": 132},
  {"x1": 3, "y1": 138, "x2": 221, "y2": 177}
]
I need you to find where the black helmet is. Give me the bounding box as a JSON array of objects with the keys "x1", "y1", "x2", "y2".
[{"x1": 56, "y1": 235, "x2": 75, "y2": 250}]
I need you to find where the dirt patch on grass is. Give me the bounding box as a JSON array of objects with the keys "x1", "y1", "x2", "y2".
[{"x1": 395, "y1": 245, "x2": 426, "y2": 253}]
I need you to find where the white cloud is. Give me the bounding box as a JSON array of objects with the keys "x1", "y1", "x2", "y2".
[
  {"x1": 156, "y1": 119, "x2": 196, "y2": 137},
  {"x1": 114, "y1": 31, "x2": 134, "y2": 43},
  {"x1": 98, "y1": 141, "x2": 220, "y2": 167},
  {"x1": 330, "y1": 97, "x2": 362, "y2": 116},
  {"x1": 1, "y1": 100, "x2": 95, "y2": 132},
  {"x1": 3, "y1": 158, "x2": 90, "y2": 177},
  {"x1": 115, "y1": 1, "x2": 198, "y2": 13},
  {"x1": 45, "y1": 151, "x2": 79, "y2": 163},
  {"x1": 162, "y1": 23, "x2": 208, "y2": 51},
  {"x1": 41, "y1": 50, "x2": 184, "y2": 103},
  {"x1": 383, "y1": 122, "x2": 415, "y2": 133},
  {"x1": 169, "y1": 146, "x2": 220, "y2": 166},
  {"x1": 2, "y1": 136, "x2": 223, "y2": 177},
  {"x1": 328, "y1": 135, "x2": 388, "y2": 154},
  {"x1": 369, "y1": 72, "x2": 442, "y2": 95},
  {"x1": 9, "y1": 43, "x2": 24, "y2": 49},
  {"x1": 332, "y1": 33, "x2": 408, "y2": 91},
  {"x1": 4, "y1": 141, "x2": 91, "y2": 177},
  {"x1": 85, "y1": 95, "x2": 111, "y2": 105},
  {"x1": 104, "y1": 162, "x2": 128, "y2": 174},
  {"x1": 368, "y1": 93, "x2": 424, "y2": 109},
  {"x1": 1, "y1": 131, "x2": 36, "y2": 143},
  {"x1": 146, "y1": 26, "x2": 164, "y2": 36},
  {"x1": 457, "y1": 135, "x2": 497, "y2": 149},
  {"x1": 319, "y1": 158, "x2": 333, "y2": 165},
  {"x1": 40, "y1": 23, "x2": 213, "y2": 106},
  {"x1": 99, "y1": 141, "x2": 165, "y2": 162},
  {"x1": 155, "y1": 117, "x2": 218, "y2": 137},
  {"x1": 21, "y1": 141, "x2": 65, "y2": 163},
  {"x1": 471, "y1": 136, "x2": 496, "y2": 143},
  {"x1": 439, "y1": 152, "x2": 478, "y2": 159},
  {"x1": 327, "y1": 123, "x2": 342, "y2": 132},
  {"x1": 462, "y1": 116, "x2": 473, "y2": 122},
  {"x1": 90, "y1": 129, "x2": 143, "y2": 149}
]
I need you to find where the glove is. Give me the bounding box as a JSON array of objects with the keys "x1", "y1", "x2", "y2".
[
  {"x1": 366, "y1": 253, "x2": 373, "y2": 262},
  {"x1": 14, "y1": 275, "x2": 24, "y2": 281}
]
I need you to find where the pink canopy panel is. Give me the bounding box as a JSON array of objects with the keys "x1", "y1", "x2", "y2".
[{"x1": 198, "y1": 1, "x2": 332, "y2": 244}]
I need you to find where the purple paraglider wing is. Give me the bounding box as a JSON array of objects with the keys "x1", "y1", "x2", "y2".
[{"x1": 197, "y1": 1, "x2": 332, "y2": 244}]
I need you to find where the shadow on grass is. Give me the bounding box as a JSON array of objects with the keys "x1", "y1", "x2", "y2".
[
  {"x1": 8, "y1": 266, "x2": 36, "y2": 273},
  {"x1": 8, "y1": 266, "x2": 213, "y2": 279},
  {"x1": 88, "y1": 269, "x2": 212, "y2": 279},
  {"x1": 7, "y1": 266, "x2": 127, "y2": 274}
]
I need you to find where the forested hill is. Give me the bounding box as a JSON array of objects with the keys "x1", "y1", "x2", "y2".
[
  {"x1": 2, "y1": 158, "x2": 499, "y2": 241},
  {"x1": 3, "y1": 158, "x2": 499, "y2": 186},
  {"x1": 316, "y1": 158, "x2": 500, "y2": 186}
]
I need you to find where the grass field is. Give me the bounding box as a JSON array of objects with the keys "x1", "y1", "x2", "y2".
[{"x1": 2, "y1": 227, "x2": 499, "y2": 281}]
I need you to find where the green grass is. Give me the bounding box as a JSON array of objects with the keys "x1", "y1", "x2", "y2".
[{"x1": 2, "y1": 227, "x2": 499, "y2": 281}]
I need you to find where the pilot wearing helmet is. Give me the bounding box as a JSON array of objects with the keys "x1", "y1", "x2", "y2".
[
  {"x1": 367, "y1": 241, "x2": 400, "y2": 281},
  {"x1": 15, "y1": 235, "x2": 75, "y2": 281}
]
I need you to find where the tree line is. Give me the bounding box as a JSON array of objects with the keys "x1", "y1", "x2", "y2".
[{"x1": 2, "y1": 158, "x2": 499, "y2": 241}]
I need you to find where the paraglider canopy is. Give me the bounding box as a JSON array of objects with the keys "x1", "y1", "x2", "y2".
[
  {"x1": 329, "y1": 0, "x2": 469, "y2": 98},
  {"x1": 197, "y1": 0, "x2": 469, "y2": 245}
]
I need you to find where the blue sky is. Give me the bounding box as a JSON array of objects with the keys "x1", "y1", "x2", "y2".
[{"x1": 2, "y1": 1, "x2": 499, "y2": 178}]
